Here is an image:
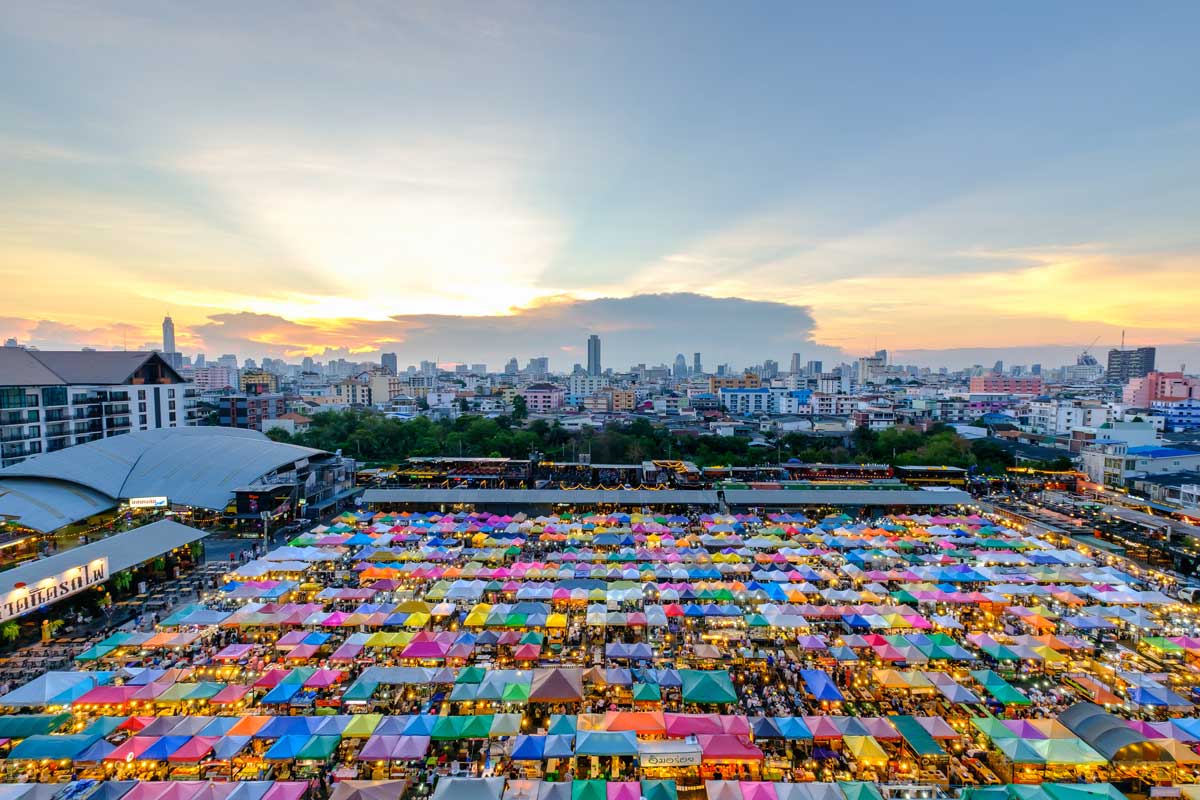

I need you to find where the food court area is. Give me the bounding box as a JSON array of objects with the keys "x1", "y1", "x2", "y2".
[{"x1": 0, "y1": 507, "x2": 1198, "y2": 800}]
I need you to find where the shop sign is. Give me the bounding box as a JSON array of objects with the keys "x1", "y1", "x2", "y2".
[
  {"x1": 128, "y1": 496, "x2": 168, "y2": 509},
  {"x1": 0, "y1": 557, "x2": 109, "y2": 621}
]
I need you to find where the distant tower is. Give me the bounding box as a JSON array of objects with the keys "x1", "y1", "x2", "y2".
[
  {"x1": 587, "y1": 334, "x2": 602, "y2": 377},
  {"x1": 673, "y1": 354, "x2": 688, "y2": 379},
  {"x1": 693, "y1": 352, "x2": 702, "y2": 375},
  {"x1": 161, "y1": 315, "x2": 182, "y2": 368}
]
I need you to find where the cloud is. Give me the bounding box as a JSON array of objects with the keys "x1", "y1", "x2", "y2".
[
  {"x1": 7, "y1": 294, "x2": 843, "y2": 370},
  {"x1": 0, "y1": 318, "x2": 155, "y2": 351}
]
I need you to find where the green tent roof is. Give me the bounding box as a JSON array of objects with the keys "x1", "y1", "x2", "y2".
[{"x1": 679, "y1": 669, "x2": 738, "y2": 704}]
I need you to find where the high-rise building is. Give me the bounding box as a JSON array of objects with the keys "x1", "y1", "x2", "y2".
[
  {"x1": 806, "y1": 360, "x2": 823, "y2": 376},
  {"x1": 381, "y1": 352, "x2": 398, "y2": 375},
  {"x1": 504, "y1": 358, "x2": 519, "y2": 375},
  {"x1": 193, "y1": 353, "x2": 206, "y2": 369},
  {"x1": 673, "y1": 354, "x2": 688, "y2": 379},
  {"x1": 160, "y1": 316, "x2": 182, "y2": 369},
  {"x1": 693, "y1": 352, "x2": 702, "y2": 376},
  {"x1": 789, "y1": 353, "x2": 802, "y2": 374},
  {"x1": 586, "y1": 334, "x2": 602, "y2": 377},
  {"x1": 1107, "y1": 347, "x2": 1156, "y2": 383},
  {"x1": 762, "y1": 359, "x2": 779, "y2": 379},
  {"x1": 162, "y1": 315, "x2": 176, "y2": 354}
]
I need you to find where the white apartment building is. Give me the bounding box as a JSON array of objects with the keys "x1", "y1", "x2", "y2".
[
  {"x1": 0, "y1": 350, "x2": 197, "y2": 467},
  {"x1": 1027, "y1": 399, "x2": 1113, "y2": 436},
  {"x1": 567, "y1": 375, "x2": 610, "y2": 396}
]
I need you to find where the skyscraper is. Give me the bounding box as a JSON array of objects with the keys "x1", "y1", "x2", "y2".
[
  {"x1": 673, "y1": 354, "x2": 688, "y2": 379},
  {"x1": 789, "y1": 353, "x2": 802, "y2": 374},
  {"x1": 1107, "y1": 347, "x2": 1156, "y2": 383},
  {"x1": 381, "y1": 352, "x2": 398, "y2": 374},
  {"x1": 693, "y1": 352, "x2": 702, "y2": 375},
  {"x1": 587, "y1": 334, "x2": 602, "y2": 377},
  {"x1": 161, "y1": 315, "x2": 182, "y2": 369}
]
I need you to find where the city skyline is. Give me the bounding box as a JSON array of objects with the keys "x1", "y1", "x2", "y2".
[{"x1": 3, "y1": 4, "x2": 1200, "y2": 365}]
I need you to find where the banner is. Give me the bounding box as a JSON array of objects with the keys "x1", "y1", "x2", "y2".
[{"x1": 0, "y1": 557, "x2": 109, "y2": 621}]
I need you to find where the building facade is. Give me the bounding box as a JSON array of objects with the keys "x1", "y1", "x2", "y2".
[
  {"x1": 218, "y1": 393, "x2": 287, "y2": 431},
  {"x1": 0, "y1": 350, "x2": 197, "y2": 468},
  {"x1": 1106, "y1": 347, "x2": 1156, "y2": 383},
  {"x1": 968, "y1": 374, "x2": 1046, "y2": 394}
]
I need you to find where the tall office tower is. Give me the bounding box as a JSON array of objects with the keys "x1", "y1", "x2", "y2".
[
  {"x1": 789, "y1": 352, "x2": 802, "y2": 374},
  {"x1": 161, "y1": 315, "x2": 182, "y2": 369},
  {"x1": 587, "y1": 334, "x2": 602, "y2": 377},
  {"x1": 381, "y1": 352, "x2": 398, "y2": 375},
  {"x1": 505, "y1": 357, "x2": 519, "y2": 375},
  {"x1": 194, "y1": 353, "x2": 206, "y2": 369},
  {"x1": 162, "y1": 315, "x2": 176, "y2": 354},
  {"x1": 806, "y1": 360, "x2": 823, "y2": 376},
  {"x1": 1030, "y1": 363, "x2": 1042, "y2": 375},
  {"x1": 673, "y1": 354, "x2": 688, "y2": 378},
  {"x1": 762, "y1": 359, "x2": 779, "y2": 379},
  {"x1": 693, "y1": 352, "x2": 702, "y2": 375},
  {"x1": 1107, "y1": 347, "x2": 1156, "y2": 383}
]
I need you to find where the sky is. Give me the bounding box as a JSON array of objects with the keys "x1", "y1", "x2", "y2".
[{"x1": 2, "y1": 2, "x2": 1199, "y2": 370}]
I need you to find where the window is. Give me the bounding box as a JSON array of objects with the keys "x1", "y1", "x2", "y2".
[
  {"x1": 139, "y1": 414, "x2": 147, "y2": 426},
  {"x1": 169, "y1": 412, "x2": 176, "y2": 423},
  {"x1": 40, "y1": 386, "x2": 68, "y2": 407},
  {"x1": 168, "y1": 388, "x2": 176, "y2": 398},
  {"x1": 138, "y1": 402, "x2": 147, "y2": 413},
  {"x1": 138, "y1": 389, "x2": 146, "y2": 400}
]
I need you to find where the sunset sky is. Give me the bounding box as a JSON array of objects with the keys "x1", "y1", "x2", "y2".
[{"x1": 2, "y1": 3, "x2": 1199, "y2": 368}]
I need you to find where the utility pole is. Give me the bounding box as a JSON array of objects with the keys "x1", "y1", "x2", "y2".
[{"x1": 260, "y1": 510, "x2": 271, "y2": 552}]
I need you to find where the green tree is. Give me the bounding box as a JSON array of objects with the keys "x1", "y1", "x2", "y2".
[{"x1": 511, "y1": 395, "x2": 528, "y2": 420}]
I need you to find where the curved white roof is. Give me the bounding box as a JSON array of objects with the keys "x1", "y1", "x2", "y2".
[{"x1": 0, "y1": 427, "x2": 325, "y2": 530}]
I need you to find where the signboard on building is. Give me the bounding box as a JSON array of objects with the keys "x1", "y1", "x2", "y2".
[
  {"x1": 128, "y1": 496, "x2": 169, "y2": 509},
  {"x1": 0, "y1": 557, "x2": 109, "y2": 621}
]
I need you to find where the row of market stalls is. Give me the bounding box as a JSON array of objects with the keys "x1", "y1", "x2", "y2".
[{"x1": 0, "y1": 509, "x2": 1196, "y2": 795}]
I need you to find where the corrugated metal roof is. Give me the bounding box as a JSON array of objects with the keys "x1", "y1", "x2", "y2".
[
  {"x1": 0, "y1": 479, "x2": 114, "y2": 533},
  {"x1": 722, "y1": 488, "x2": 973, "y2": 506},
  {"x1": 0, "y1": 428, "x2": 326, "y2": 522},
  {"x1": 363, "y1": 488, "x2": 719, "y2": 506},
  {"x1": 362, "y1": 487, "x2": 973, "y2": 507},
  {"x1": 0, "y1": 519, "x2": 209, "y2": 592}
]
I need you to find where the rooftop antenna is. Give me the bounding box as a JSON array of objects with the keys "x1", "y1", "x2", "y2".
[{"x1": 1121, "y1": 330, "x2": 1126, "y2": 351}]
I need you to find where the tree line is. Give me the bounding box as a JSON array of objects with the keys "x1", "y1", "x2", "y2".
[{"x1": 267, "y1": 410, "x2": 1025, "y2": 473}]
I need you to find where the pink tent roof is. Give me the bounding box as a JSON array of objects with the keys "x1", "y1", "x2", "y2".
[
  {"x1": 208, "y1": 685, "x2": 250, "y2": 705},
  {"x1": 607, "y1": 783, "x2": 640, "y2": 800},
  {"x1": 75, "y1": 685, "x2": 139, "y2": 705},
  {"x1": 696, "y1": 734, "x2": 765, "y2": 762},
  {"x1": 664, "y1": 713, "x2": 724, "y2": 736},
  {"x1": 304, "y1": 669, "x2": 344, "y2": 688},
  {"x1": 739, "y1": 783, "x2": 779, "y2": 800},
  {"x1": 214, "y1": 644, "x2": 255, "y2": 661},
  {"x1": 802, "y1": 716, "x2": 843, "y2": 739},
  {"x1": 261, "y1": 784, "x2": 310, "y2": 800},
  {"x1": 167, "y1": 736, "x2": 221, "y2": 763},
  {"x1": 105, "y1": 736, "x2": 159, "y2": 762}
]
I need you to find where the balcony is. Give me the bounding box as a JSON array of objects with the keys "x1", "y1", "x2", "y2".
[
  {"x1": 46, "y1": 423, "x2": 70, "y2": 437},
  {"x1": 0, "y1": 431, "x2": 32, "y2": 443},
  {"x1": 73, "y1": 421, "x2": 102, "y2": 435}
]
